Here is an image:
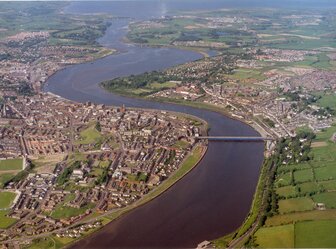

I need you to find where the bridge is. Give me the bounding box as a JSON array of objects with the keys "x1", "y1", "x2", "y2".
[{"x1": 196, "y1": 136, "x2": 274, "y2": 142}]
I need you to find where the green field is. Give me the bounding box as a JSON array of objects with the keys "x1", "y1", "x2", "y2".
[
  {"x1": 50, "y1": 203, "x2": 94, "y2": 219},
  {"x1": 255, "y1": 224, "x2": 294, "y2": 248},
  {"x1": 149, "y1": 81, "x2": 177, "y2": 89},
  {"x1": 98, "y1": 160, "x2": 111, "y2": 168},
  {"x1": 0, "y1": 210, "x2": 17, "y2": 229},
  {"x1": 0, "y1": 158, "x2": 23, "y2": 171},
  {"x1": 266, "y1": 209, "x2": 336, "y2": 226},
  {"x1": 276, "y1": 185, "x2": 297, "y2": 198},
  {"x1": 312, "y1": 192, "x2": 336, "y2": 209},
  {"x1": 173, "y1": 140, "x2": 190, "y2": 150},
  {"x1": 297, "y1": 182, "x2": 320, "y2": 195},
  {"x1": 0, "y1": 191, "x2": 16, "y2": 209},
  {"x1": 315, "y1": 165, "x2": 336, "y2": 181},
  {"x1": 278, "y1": 197, "x2": 314, "y2": 214},
  {"x1": 293, "y1": 169, "x2": 314, "y2": 183},
  {"x1": 319, "y1": 180, "x2": 336, "y2": 191},
  {"x1": 228, "y1": 68, "x2": 266, "y2": 82},
  {"x1": 275, "y1": 172, "x2": 292, "y2": 187},
  {"x1": 317, "y1": 93, "x2": 336, "y2": 111},
  {"x1": 295, "y1": 220, "x2": 336, "y2": 248},
  {"x1": 25, "y1": 237, "x2": 60, "y2": 249},
  {"x1": 0, "y1": 173, "x2": 14, "y2": 188},
  {"x1": 75, "y1": 124, "x2": 102, "y2": 145}
]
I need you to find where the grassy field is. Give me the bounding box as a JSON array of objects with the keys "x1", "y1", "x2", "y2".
[
  {"x1": 0, "y1": 191, "x2": 16, "y2": 209},
  {"x1": 293, "y1": 168, "x2": 314, "y2": 183},
  {"x1": 0, "y1": 173, "x2": 14, "y2": 188},
  {"x1": 0, "y1": 158, "x2": 22, "y2": 171},
  {"x1": 266, "y1": 209, "x2": 336, "y2": 226},
  {"x1": 297, "y1": 182, "x2": 320, "y2": 195},
  {"x1": 0, "y1": 210, "x2": 17, "y2": 229},
  {"x1": 276, "y1": 185, "x2": 297, "y2": 198},
  {"x1": 319, "y1": 180, "x2": 336, "y2": 191},
  {"x1": 50, "y1": 203, "x2": 94, "y2": 219},
  {"x1": 149, "y1": 81, "x2": 177, "y2": 89},
  {"x1": 278, "y1": 197, "x2": 314, "y2": 214},
  {"x1": 317, "y1": 93, "x2": 336, "y2": 111},
  {"x1": 173, "y1": 140, "x2": 190, "y2": 150},
  {"x1": 315, "y1": 165, "x2": 336, "y2": 181},
  {"x1": 295, "y1": 220, "x2": 336, "y2": 248},
  {"x1": 254, "y1": 126, "x2": 336, "y2": 247},
  {"x1": 312, "y1": 192, "x2": 336, "y2": 209},
  {"x1": 25, "y1": 237, "x2": 60, "y2": 249},
  {"x1": 32, "y1": 154, "x2": 65, "y2": 172},
  {"x1": 227, "y1": 68, "x2": 267, "y2": 82},
  {"x1": 75, "y1": 124, "x2": 102, "y2": 145},
  {"x1": 255, "y1": 224, "x2": 294, "y2": 248},
  {"x1": 275, "y1": 171, "x2": 292, "y2": 187}
]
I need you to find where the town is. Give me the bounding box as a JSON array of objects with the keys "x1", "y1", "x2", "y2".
[{"x1": 0, "y1": 93, "x2": 206, "y2": 247}]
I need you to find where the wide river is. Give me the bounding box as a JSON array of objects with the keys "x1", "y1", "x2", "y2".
[{"x1": 44, "y1": 1, "x2": 266, "y2": 248}]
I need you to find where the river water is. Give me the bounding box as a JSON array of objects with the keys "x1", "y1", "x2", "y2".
[{"x1": 44, "y1": 1, "x2": 265, "y2": 248}]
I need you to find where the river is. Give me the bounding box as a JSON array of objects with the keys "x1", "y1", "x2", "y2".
[{"x1": 44, "y1": 1, "x2": 265, "y2": 248}]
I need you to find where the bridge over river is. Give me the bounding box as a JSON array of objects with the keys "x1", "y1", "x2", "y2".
[{"x1": 196, "y1": 136, "x2": 275, "y2": 142}]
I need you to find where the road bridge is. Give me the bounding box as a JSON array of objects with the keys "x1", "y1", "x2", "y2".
[{"x1": 196, "y1": 136, "x2": 274, "y2": 142}]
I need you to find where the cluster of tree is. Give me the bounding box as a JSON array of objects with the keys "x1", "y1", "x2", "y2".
[
  {"x1": 263, "y1": 117, "x2": 275, "y2": 128},
  {"x1": 175, "y1": 32, "x2": 202, "y2": 42},
  {"x1": 95, "y1": 167, "x2": 109, "y2": 186},
  {"x1": 95, "y1": 121, "x2": 101, "y2": 132},
  {"x1": 164, "y1": 150, "x2": 176, "y2": 165},
  {"x1": 56, "y1": 161, "x2": 81, "y2": 185},
  {"x1": 18, "y1": 82, "x2": 34, "y2": 96},
  {"x1": 102, "y1": 71, "x2": 178, "y2": 94}
]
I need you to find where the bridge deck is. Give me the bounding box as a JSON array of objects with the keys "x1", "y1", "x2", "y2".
[{"x1": 196, "y1": 136, "x2": 274, "y2": 142}]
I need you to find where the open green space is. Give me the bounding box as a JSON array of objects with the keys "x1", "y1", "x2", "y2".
[
  {"x1": 0, "y1": 158, "x2": 22, "y2": 171},
  {"x1": 266, "y1": 209, "x2": 336, "y2": 226},
  {"x1": 0, "y1": 173, "x2": 14, "y2": 188},
  {"x1": 314, "y1": 165, "x2": 336, "y2": 181},
  {"x1": 75, "y1": 124, "x2": 102, "y2": 145},
  {"x1": 278, "y1": 197, "x2": 314, "y2": 214},
  {"x1": 50, "y1": 203, "x2": 94, "y2": 219},
  {"x1": 319, "y1": 180, "x2": 336, "y2": 191},
  {"x1": 149, "y1": 81, "x2": 177, "y2": 89},
  {"x1": 255, "y1": 224, "x2": 294, "y2": 248},
  {"x1": 173, "y1": 140, "x2": 190, "y2": 150},
  {"x1": 316, "y1": 93, "x2": 336, "y2": 111},
  {"x1": 275, "y1": 172, "x2": 292, "y2": 187},
  {"x1": 312, "y1": 192, "x2": 336, "y2": 209},
  {"x1": 297, "y1": 182, "x2": 320, "y2": 195},
  {"x1": 276, "y1": 185, "x2": 297, "y2": 198},
  {"x1": 293, "y1": 168, "x2": 314, "y2": 183},
  {"x1": 98, "y1": 160, "x2": 111, "y2": 168},
  {"x1": 228, "y1": 68, "x2": 266, "y2": 82},
  {"x1": 0, "y1": 210, "x2": 17, "y2": 229},
  {"x1": 0, "y1": 191, "x2": 16, "y2": 209},
  {"x1": 295, "y1": 220, "x2": 336, "y2": 248},
  {"x1": 25, "y1": 237, "x2": 59, "y2": 249}
]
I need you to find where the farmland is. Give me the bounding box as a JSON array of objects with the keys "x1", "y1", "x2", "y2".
[{"x1": 253, "y1": 126, "x2": 336, "y2": 247}]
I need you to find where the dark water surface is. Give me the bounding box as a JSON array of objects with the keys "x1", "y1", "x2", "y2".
[{"x1": 44, "y1": 1, "x2": 267, "y2": 248}]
